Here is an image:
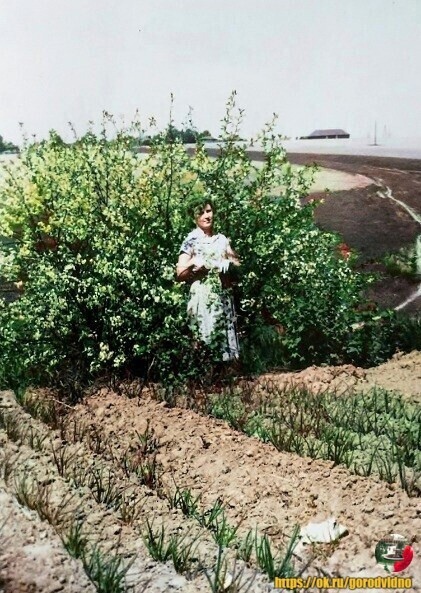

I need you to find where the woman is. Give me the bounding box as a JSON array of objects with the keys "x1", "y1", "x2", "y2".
[{"x1": 176, "y1": 199, "x2": 240, "y2": 361}]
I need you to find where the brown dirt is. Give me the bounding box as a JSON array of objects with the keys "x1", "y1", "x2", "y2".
[
  {"x1": 284, "y1": 153, "x2": 421, "y2": 218},
  {"x1": 293, "y1": 155, "x2": 421, "y2": 312},
  {"x1": 1, "y1": 353, "x2": 419, "y2": 592},
  {"x1": 247, "y1": 150, "x2": 421, "y2": 312},
  {"x1": 256, "y1": 350, "x2": 421, "y2": 402},
  {"x1": 304, "y1": 184, "x2": 418, "y2": 261},
  {"x1": 360, "y1": 350, "x2": 421, "y2": 403},
  {"x1": 0, "y1": 480, "x2": 96, "y2": 593}
]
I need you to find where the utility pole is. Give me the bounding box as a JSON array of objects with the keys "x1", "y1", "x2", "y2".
[{"x1": 369, "y1": 121, "x2": 379, "y2": 146}]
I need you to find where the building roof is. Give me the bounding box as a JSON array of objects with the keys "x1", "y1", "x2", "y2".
[{"x1": 309, "y1": 129, "x2": 348, "y2": 137}]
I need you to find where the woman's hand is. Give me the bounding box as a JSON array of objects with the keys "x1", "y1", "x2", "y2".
[
  {"x1": 219, "y1": 259, "x2": 240, "y2": 288},
  {"x1": 218, "y1": 259, "x2": 230, "y2": 274},
  {"x1": 191, "y1": 256, "x2": 208, "y2": 279}
]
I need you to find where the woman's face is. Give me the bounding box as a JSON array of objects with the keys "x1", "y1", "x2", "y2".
[{"x1": 196, "y1": 204, "x2": 213, "y2": 233}]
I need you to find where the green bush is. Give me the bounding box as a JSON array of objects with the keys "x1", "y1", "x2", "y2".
[
  {"x1": 0, "y1": 99, "x2": 416, "y2": 391},
  {"x1": 382, "y1": 245, "x2": 419, "y2": 279}
]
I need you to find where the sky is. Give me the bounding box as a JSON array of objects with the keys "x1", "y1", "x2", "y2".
[{"x1": 1, "y1": 0, "x2": 421, "y2": 145}]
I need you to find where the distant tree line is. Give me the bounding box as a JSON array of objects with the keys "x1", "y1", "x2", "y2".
[
  {"x1": 18, "y1": 126, "x2": 215, "y2": 153},
  {"x1": 0, "y1": 134, "x2": 19, "y2": 154},
  {"x1": 141, "y1": 125, "x2": 213, "y2": 146}
]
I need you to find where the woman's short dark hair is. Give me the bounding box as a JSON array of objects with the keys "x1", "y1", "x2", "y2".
[{"x1": 185, "y1": 194, "x2": 216, "y2": 220}]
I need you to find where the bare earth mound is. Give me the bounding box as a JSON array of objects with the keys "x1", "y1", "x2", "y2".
[
  {"x1": 257, "y1": 351, "x2": 421, "y2": 401},
  {"x1": 0, "y1": 481, "x2": 96, "y2": 593},
  {"x1": 361, "y1": 350, "x2": 421, "y2": 402}
]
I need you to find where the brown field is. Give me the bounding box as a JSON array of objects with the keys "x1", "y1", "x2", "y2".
[{"x1": 252, "y1": 151, "x2": 421, "y2": 312}]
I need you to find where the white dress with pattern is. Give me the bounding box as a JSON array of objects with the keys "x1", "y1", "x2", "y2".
[{"x1": 180, "y1": 228, "x2": 239, "y2": 361}]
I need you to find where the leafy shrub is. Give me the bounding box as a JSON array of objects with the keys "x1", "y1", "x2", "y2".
[
  {"x1": 382, "y1": 244, "x2": 419, "y2": 279},
  {"x1": 0, "y1": 97, "x2": 414, "y2": 391}
]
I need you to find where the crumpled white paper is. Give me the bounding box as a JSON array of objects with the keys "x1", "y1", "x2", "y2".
[{"x1": 294, "y1": 517, "x2": 349, "y2": 557}]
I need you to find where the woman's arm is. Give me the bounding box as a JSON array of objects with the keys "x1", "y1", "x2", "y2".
[
  {"x1": 176, "y1": 253, "x2": 194, "y2": 282},
  {"x1": 226, "y1": 242, "x2": 240, "y2": 266},
  {"x1": 176, "y1": 253, "x2": 208, "y2": 282}
]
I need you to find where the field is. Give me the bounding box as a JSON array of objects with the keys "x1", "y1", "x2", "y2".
[
  {"x1": 0, "y1": 150, "x2": 420, "y2": 592},
  {"x1": 1, "y1": 351, "x2": 420, "y2": 592},
  {"x1": 289, "y1": 152, "x2": 421, "y2": 312}
]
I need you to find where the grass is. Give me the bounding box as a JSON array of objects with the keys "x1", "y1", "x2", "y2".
[
  {"x1": 135, "y1": 421, "x2": 159, "y2": 456},
  {"x1": 50, "y1": 441, "x2": 81, "y2": 477},
  {"x1": 382, "y1": 245, "x2": 419, "y2": 279},
  {"x1": 164, "y1": 487, "x2": 242, "y2": 549},
  {"x1": 68, "y1": 463, "x2": 89, "y2": 488},
  {"x1": 0, "y1": 448, "x2": 18, "y2": 483},
  {"x1": 211, "y1": 511, "x2": 241, "y2": 548},
  {"x1": 19, "y1": 390, "x2": 61, "y2": 428},
  {"x1": 119, "y1": 449, "x2": 162, "y2": 491},
  {"x1": 134, "y1": 455, "x2": 162, "y2": 490},
  {"x1": 0, "y1": 410, "x2": 21, "y2": 441},
  {"x1": 87, "y1": 426, "x2": 111, "y2": 456},
  {"x1": 236, "y1": 529, "x2": 255, "y2": 563},
  {"x1": 253, "y1": 526, "x2": 299, "y2": 581},
  {"x1": 62, "y1": 416, "x2": 90, "y2": 444},
  {"x1": 12, "y1": 468, "x2": 133, "y2": 593},
  {"x1": 118, "y1": 492, "x2": 145, "y2": 525},
  {"x1": 87, "y1": 466, "x2": 124, "y2": 510},
  {"x1": 197, "y1": 499, "x2": 225, "y2": 530},
  {"x1": 202, "y1": 545, "x2": 257, "y2": 593},
  {"x1": 165, "y1": 485, "x2": 201, "y2": 517},
  {"x1": 62, "y1": 519, "x2": 88, "y2": 559},
  {"x1": 23, "y1": 425, "x2": 49, "y2": 451}
]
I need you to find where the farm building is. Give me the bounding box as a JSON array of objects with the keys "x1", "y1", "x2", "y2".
[{"x1": 301, "y1": 129, "x2": 350, "y2": 139}]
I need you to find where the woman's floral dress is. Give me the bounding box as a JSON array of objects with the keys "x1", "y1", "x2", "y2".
[{"x1": 180, "y1": 227, "x2": 239, "y2": 361}]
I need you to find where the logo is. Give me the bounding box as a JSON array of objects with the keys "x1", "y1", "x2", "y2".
[{"x1": 375, "y1": 533, "x2": 414, "y2": 573}]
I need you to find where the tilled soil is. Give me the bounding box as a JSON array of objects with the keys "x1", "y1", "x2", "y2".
[
  {"x1": 246, "y1": 150, "x2": 421, "y2": 312},
  {"x1": 289, "y1": 152, "x2": 421, "y2": 312},
  {"x1": 1, "y1": 353, "x2": 419, "y2": 592},
  {"x1": 360, "y1": 350, "x2": 421, "y2": 403},
  {"x1": 70, "y1": 391, "x2": 420, "y2": 579},
  {"x1": 0, "y1": 391, "x2": 269, "y2": 593},
  {"x1": 0, "y1": 480, "x2": 96, "y2": 593},
  {"x1": 256, "y1": 350, "x2": 421, "y2": 402}
]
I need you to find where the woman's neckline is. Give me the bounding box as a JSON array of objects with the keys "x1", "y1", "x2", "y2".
[{"x1": 195, "y1": 227, "x2": 217, "y2": 238}]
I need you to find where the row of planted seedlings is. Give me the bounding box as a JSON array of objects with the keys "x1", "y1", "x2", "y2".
[
  {"x1": 0, "y1": 432, "x2": 130, "y2": 590},
  {"x1": 201, "y1": 381, "x2": 421, "y2": 497},
  {"x1": 2, "y1": 388, "x2": 304, "y2": 592},
  {"x1": 60, "y1": 401, "x2": 303, "y2": 586},
  {"x1": 0, "y1": 391, "x2": 212, "y2": 592},
  {"x1": 0, "y1": 391, "x2": 161, "y2": 592}
]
